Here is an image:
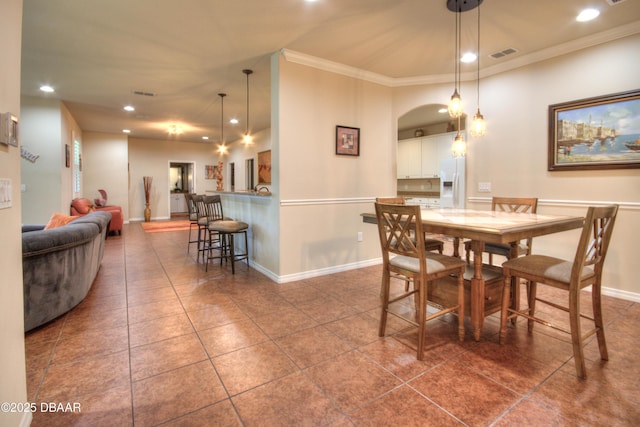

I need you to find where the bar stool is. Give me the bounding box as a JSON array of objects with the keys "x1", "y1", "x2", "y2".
[
  {"x1": 206, "y1": 220, "x2": 249, "y2": 274},
  {"x1": 185, "y1": 193, "x2": 199, "y2": 254},
  {"x1": 193, "y1": 195, "x2": 210, "y2": 263}
]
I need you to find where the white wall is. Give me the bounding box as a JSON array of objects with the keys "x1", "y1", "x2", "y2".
[
  {"x1": 219, "y1": 128, "x2": 272, "y2": 192},
  {"x1": 20, "y1": 98, "x2": 81, "y2": 224},
  {"x1": 393, "y1": 34, "x2": 640, "y2": 297},
  {"x1": 213, "y1": 128, "x2": 280, "y2": 275},
  {"x1": 277, "y1": 54, "x2": 394, "y2": 278},
  {"x1": 0, "y1": 1, "x2": 29, "y2": 426},
  {"x1": 128, "y1": 137, "x2": 222, "y2": 220},
  {"x1": 83, "y1": 132, "x2": 130, "y2": 220},
  {"x1": 20, "y1": 97, "x2": 61, "y2": 223}
]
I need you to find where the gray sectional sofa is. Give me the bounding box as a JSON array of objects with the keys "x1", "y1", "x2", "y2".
[{"x1": 22, "y1": 211, "x2": 111, "y2": 332}]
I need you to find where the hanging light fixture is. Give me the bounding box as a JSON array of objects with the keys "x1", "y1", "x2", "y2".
[
  {"x1": 470, "y1": 1, "x2": 486, "y2": 137},
  {"x1": 217, "y1": 93, "x2": 227, "y2": 154},
  {"x1": 447, "y1": 2, "x2": 463, "y2": 119},
  {"x1": 446, "y1": 0, "x2": 483, "y2": 157},
  {"x1": 452, "y1": 127, "x2": 467, "y2": 157},
  {"x1": 242, "y1": 69, "x2": 253, "y2": 144}
]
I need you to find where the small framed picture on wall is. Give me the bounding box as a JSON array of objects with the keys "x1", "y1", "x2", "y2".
[{"x1": 336, "y1": 125, "x2": 360, "y2": 156}]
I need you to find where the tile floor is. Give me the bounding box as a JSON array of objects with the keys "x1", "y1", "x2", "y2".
[{"x1": 25, "y1": 222, "x2": 640, "y2": 426}]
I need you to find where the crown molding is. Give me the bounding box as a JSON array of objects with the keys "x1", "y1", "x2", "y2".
[{"x1": 281, "y1": 20, "x2": 640, "y2": 87}]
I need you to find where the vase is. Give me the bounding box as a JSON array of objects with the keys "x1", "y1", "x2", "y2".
[{"x1": 144, "y1": 204, "x2": 151, "y2": 222}]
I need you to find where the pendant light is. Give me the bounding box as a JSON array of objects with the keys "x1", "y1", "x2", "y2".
[
  {"x1": 449, "y1": 0, "x2": 466, "y2": 157},
  {"x1": 470, "y1": 1, "x2": 486, "y2": 138},
  {"x1": 242, "y1": 69, "x2": 253, "y2": 144},
  {"x1": 452, "y1": 124, "x2": 467, "y2": 157},
  {"x1": 217, "y1": 93, "x2": 227, "y2": 154},
  {"x1": 447, "y1": 3, "x2": 463, "y2": 119}
]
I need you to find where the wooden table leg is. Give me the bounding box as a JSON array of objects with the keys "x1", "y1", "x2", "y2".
[
  {"x1": 509, "y1": 242, "x2": 520, "y2": 323},
  {"x1": 470, "y1": 240, "x2": 485, "y2": 341}
]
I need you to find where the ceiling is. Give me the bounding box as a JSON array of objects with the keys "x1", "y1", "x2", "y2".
[{"x1": 20, "y1": 0, "x2": 640, "y2": 143}]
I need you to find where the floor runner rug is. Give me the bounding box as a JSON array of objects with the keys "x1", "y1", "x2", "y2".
[{"x1": 141, "y1": 220, "x2": 192, "y2": 233}]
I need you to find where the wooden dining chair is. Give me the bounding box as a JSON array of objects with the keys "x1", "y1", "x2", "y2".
[
  {"x1": 465, "y1": 196, "x2": 538, "y2": 265},
  {"x1": 375, "y1": 202, "x2": 465, "y2": 360},
  {"x1": 499, "y1": 204, "x2": 618, "y2": 379},
  {"x1": 376, "y1": 197, "x2": 444, "y2": 254}
]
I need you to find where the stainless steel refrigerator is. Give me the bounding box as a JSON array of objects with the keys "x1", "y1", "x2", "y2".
[{"x1": 439, "y1": 157, "x2": 466, "y2": 208}]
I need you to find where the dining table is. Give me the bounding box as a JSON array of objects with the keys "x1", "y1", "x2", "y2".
[{"x1": 362, "y1": 208, "x2": 584, "y2": 341}]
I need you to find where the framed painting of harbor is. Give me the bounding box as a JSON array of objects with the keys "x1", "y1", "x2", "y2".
[{"x1": 548, "y1": 89, "x2": 640, "y2": 171}]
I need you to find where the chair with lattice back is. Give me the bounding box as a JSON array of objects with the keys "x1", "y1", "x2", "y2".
[
  {"x1": 375, "y1": 202, "x2": 465, "y2": 360},
  {"x1": 499, "y1": 204, "x2": 618, "y2": 379},
  {"x1": 464, "y1": 197, "x2": 538, "y2": 265},
  {"x1": 376, "y1": 197, "x2": 444, "y2": 254}
]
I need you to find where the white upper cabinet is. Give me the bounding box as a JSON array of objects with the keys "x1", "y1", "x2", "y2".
[
  {"x1": 397, "y1": 138, "x2": 422, "y2": 178},
  {"x1": 421, "y1": 136, "x2": 439, "y2": 178},
  {"x1": 397, "y1": 132, "x2": 457, "y2": 178}
]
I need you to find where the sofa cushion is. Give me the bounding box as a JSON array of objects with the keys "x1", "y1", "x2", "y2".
[
  {"x1": 44, "y1": 212, "x2": 79, "y2": 230},
  {"x1": 71, "y1": 198, "x2": 94, "y2": 214}
]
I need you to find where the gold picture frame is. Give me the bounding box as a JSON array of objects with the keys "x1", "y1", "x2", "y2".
[{"x1": 548, "y1": 89, "x2": 640, "y2": 171}]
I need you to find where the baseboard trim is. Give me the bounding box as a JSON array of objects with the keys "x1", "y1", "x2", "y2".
[
  {"x1": 276, "y1": 258, "x2": 382, "y2": 284},
  {"x1": 20, "y1": 411, "x2": 32, "y2": 427},
  {"x1": 602, "y1": 286, "x2": 640, "y2": 303},
  {"x1": 258, "y1": 258, "x2": 640, "y2": 303}
]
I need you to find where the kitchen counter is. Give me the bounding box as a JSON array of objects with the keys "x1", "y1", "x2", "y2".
[
  {"x1": 398, "y1": 191, "x2": 440, "y2": 198},
  {"x1": 206, "y1": 190, "x2": 272, "y2": 197}
]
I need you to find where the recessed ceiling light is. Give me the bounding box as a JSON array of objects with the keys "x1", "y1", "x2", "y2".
[
  {"x1": 230, "y1": 118, "x2": 239, "y2": 124},
  {"x1": 461, "y1": 52, "x2": 477, "y2": 63},
  {"x1": 40, "y1": 85, "x2": 55, "y2": 93},
  {"x1": 122, "y1": 129, "x2": 131, "y2": 134},
  {"x1": 576, "y1": 8, "x2": 600, "y2": 22},
  {"x1": 124, "y1": 105, "x2": 135, "y2": 112}
]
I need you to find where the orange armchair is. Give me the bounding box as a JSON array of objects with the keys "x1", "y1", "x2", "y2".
[{"x1": 71, "y1": 197, "x2": 123, "y2": 235}]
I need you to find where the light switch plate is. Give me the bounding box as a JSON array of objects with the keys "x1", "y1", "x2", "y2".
[
  {"x1": 478, "y1": 182, "x2": 492, "y2": 193},
  {"x1": 0, "y1": 178, "x2": 12, "y2": 209}
]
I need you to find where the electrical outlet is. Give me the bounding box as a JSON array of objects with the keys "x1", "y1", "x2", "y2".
[
  {"x1": 478, "y1": 182, "x2": 492, "y2": 193},
  {"x1": 357, "y1": 231, "x2": 363, "y2": 242}
]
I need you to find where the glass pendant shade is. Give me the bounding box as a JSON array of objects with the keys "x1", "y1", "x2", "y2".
[
  {"x1": 452, "y1": 131, "x2": 466, "y2": 157},
  {"x1": 470, "y1": 108, "x2": 486, "y2": 137},
  {"x1": 471, "y1": 0, "x2": 487, "y2": 138},
  {"x1": 448, "y1": 89, "x2": 463, "y2": 118}
]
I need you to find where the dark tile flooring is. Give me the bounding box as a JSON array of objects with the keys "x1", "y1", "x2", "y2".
[{"x1": 25, "y1": 222, "x2": 640, "y2": 426}]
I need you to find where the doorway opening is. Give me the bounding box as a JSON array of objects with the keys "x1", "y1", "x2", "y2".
[
  {"x1": 169, "y1": 161, "x2": 195, "y2": 218},
  {"x1": 229, "y1": 162, "x2": 235, "y2": 191},
  {"x1": 245, "y1": 158, "x2": 254, "y2": 190}
]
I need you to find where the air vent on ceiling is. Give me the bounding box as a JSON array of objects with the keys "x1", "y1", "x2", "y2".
[
  {"x1": 132, "y1": 90, "x2": 157, "y2": 97},
  {"x1": 605, "y1": 0, "x2": 627, "y2": 6},
  {"x1": 489, "y1": 47, "x2": 518, "y2": 60}
]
